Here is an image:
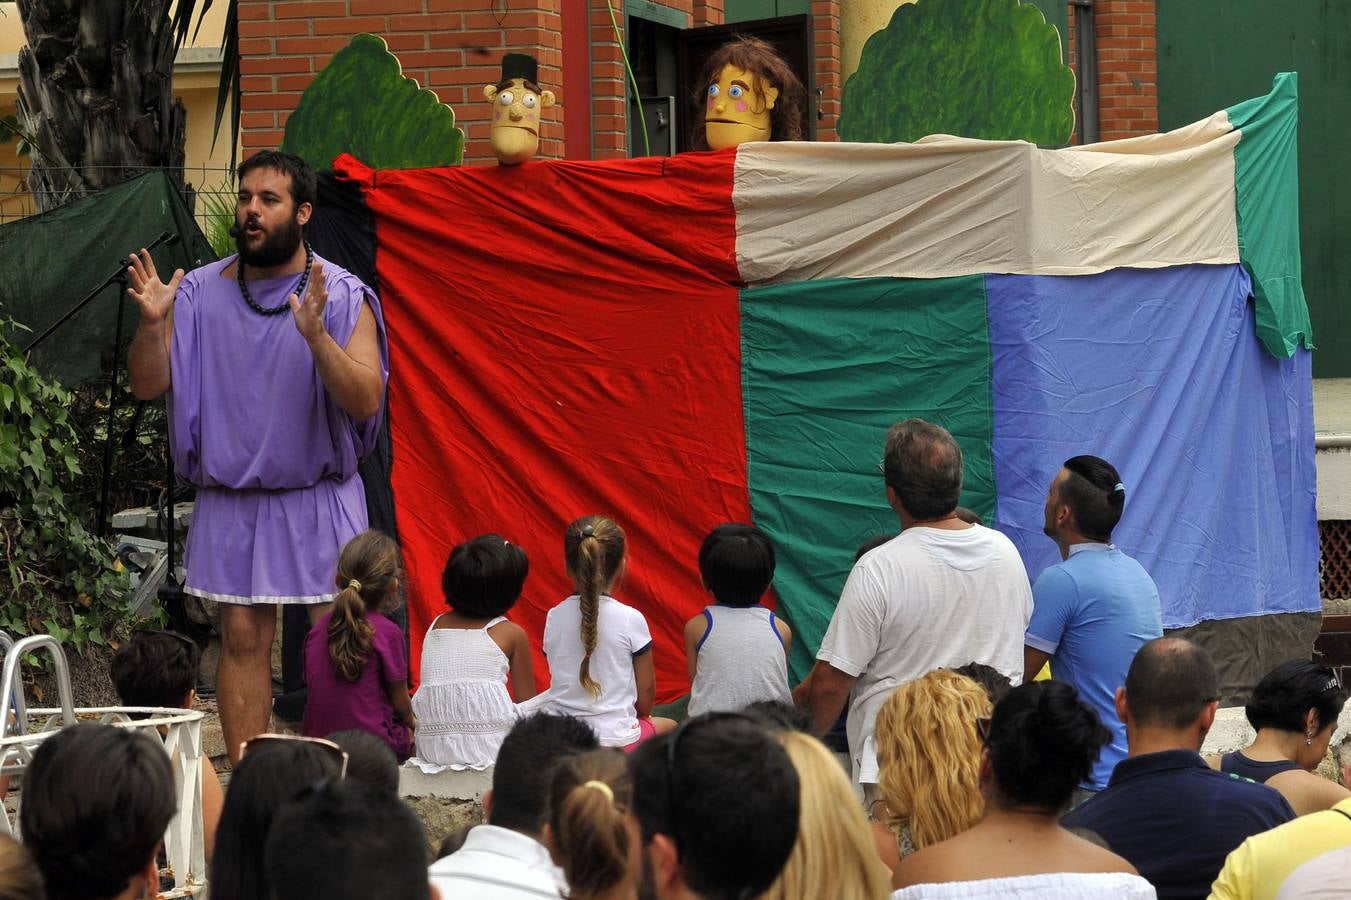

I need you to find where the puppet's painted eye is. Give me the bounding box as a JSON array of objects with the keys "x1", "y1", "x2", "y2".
[
  {"x1": 729, "y1": 85, "x2": 745, "y2": 99},
  {"x1": 707, "y1": 84, "x2": 720, "y2": 98},
  {"x1": 523, "y1": 94, "x2": 537, "y2": 109},
  {"x1": 498, "y1": 91, "x2": 514, "y2": 106}
]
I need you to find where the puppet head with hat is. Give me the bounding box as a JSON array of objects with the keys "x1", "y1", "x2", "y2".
[
  {"x1": 484, "y1": 53, "x2": 555, "y2": 165},
  {"x1": 692, "y1": 36, "x2": 806, "y2": 151}
]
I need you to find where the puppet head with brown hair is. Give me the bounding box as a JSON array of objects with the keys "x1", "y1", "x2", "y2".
[{"x1": 692, "y1": 36, "x2": 806, "y2": 150}]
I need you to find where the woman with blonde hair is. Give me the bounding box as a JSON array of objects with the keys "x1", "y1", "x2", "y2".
[
  {"x1": 872, "y1": 669, "x2": 991, "y2": 873},
  {"x1": 0, "y1": 834, "x2": 45, "y2": 900},
  {"x1": 545, "y1": 749, "x2": 636, "y2": 900},
  {"x1": 762, "y1": 731, "x2": 891, "y2": 900}
]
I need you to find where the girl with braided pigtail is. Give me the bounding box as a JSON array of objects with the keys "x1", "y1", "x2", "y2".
[{"x1": 540, "y1": 515, "x2": 676, "y2": 749}]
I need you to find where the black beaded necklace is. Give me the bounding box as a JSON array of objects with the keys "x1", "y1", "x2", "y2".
[{"x1": 237, "y1": 240, "x2": 314, "y2": 316}]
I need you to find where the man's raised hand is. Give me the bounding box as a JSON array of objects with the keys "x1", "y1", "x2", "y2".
[
  {"x1": 126, "y1": 249, "x2": 183, "y2": 325},
  {"x1": 289, "y1": 259, "x2": 329, "y2": 344}
]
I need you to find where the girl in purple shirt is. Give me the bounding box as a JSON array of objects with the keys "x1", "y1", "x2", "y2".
[{"x1": 303, "y1": 530, "x2": 415, "y2": 760}]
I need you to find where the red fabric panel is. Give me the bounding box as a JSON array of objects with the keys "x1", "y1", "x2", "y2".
[{"x1": 334, "y1": 152, "x2": 748, "y2": 702}]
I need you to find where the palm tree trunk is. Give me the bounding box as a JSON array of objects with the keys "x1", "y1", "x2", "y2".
[{"x1": 16, "y1": 0, "x2": 187, "y2": 212}]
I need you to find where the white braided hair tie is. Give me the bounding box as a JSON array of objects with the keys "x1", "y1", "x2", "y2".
[{"x1": 347, "y1": 579, "x2": 363, "y2": 591}]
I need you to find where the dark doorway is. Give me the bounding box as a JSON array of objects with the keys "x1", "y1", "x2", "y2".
[{"x1": 675, "y1": 14, "x2": 814, "y2": 152}]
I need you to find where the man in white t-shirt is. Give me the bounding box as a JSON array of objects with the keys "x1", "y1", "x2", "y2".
[{"x1": 797, "y1": 419, "x2": 1033, "y2": 787}]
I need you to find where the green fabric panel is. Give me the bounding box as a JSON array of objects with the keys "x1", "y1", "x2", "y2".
[
  {"x1": 1226, "y1": 73, "x2": 1313, "y2": 358},
  {"x1": 741, "y1": 276, "x2": 995, "y2": 682},
  {"x1": 0, "y1": 172, "x2": 215, "y2": 385}
]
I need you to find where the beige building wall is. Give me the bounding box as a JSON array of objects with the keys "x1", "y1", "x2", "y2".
[
  {"x1": 0, "y1": 1, "x2": 240, "y2": 224},
  {"x1": 842, "y1": 0, "x2": 918, "y2": 83}
]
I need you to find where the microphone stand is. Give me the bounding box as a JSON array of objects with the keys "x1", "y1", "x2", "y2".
[{"x1": 24, "y1": 230, "x2": 181, "y2": 537}]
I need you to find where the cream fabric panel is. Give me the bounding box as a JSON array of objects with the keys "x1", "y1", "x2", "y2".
[{"x1": 733, "y1": 111, "x2": 1239, "y2": 284}]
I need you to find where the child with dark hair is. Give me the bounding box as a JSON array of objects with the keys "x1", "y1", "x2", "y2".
[
  {"x1": 685, "y1": 523, "x2": 791, "y2": 716},
  {"x1": 893, "y1": 682, "x2": 1151, "y2": 898},
  {"x1": 302, "y1": 529, "x2": 414, "y2": 761},
  {"x1": 410, "y1": 533, "x2": 535, "y2": 772},
  {"x1": 265, "y1": 780, "x2": 432, "y2": 900},
  {"x1": 327, "y1": 729, "x2": 400, "y2": 797},
  {"x1": 110, "y1": 630, "x2": 224, "y2": 860},
  {"x1": 539, "y1": 515, "x2": 676, "y2": 748},
  {"x1": 21, "y1": 724, "x2": 177, "y2": 900}
]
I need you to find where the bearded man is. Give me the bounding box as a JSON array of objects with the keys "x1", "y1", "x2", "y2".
[{"x1": 127, "y1": 151, "x2": 387, "y2": 762}]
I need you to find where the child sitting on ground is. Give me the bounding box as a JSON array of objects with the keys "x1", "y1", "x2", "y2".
[
  {"x1": 110, "y1": 629, "x2": 225, "y2": 859},
  {"x1": 408, "y1": 534, "x2": 536, "y2": 772},
  {"x1": 684, "y1": 523, "x2": 792, "y2": 717},
  {"x1": 302, "y1": 529, "x2": 415, "y2": 761},
  {"x1": 539, "y1": 515, "x2": 676, "y2": 749}
]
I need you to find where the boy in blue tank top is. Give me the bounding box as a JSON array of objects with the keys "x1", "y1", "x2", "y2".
[{"x1": 684, "y1": 524, "x2": 793, "y2": 716}]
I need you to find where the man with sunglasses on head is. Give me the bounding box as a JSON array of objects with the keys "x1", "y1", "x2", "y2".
[
  {"x1": 1063, "y1": 637, "x2": 1295, "y2": 900},
  {"x1": 627, "y1": 713, "x2": 800, "y2": 900}
]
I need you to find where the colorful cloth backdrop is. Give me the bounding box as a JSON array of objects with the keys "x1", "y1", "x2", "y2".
[{"x1": 335, "y1": 73, "x2": 1316, "y2": 700}]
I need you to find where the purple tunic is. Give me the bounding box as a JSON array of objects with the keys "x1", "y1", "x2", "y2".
[
  {"x1": 302, "y1": 610, "x2": 411, "y2": 761},
  {"x1": 167, "y1": 254, "x2": 388, "y2": 604}
]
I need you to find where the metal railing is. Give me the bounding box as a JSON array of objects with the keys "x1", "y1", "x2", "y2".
[{"x1": 0, "y1": 164, "x2": 237, "y2": 227}]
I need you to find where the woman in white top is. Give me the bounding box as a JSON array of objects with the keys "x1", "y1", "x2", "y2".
[
  {"x1": 540, "y1": 515, "x2": 676, "y2": 748},
  {"x1": 892, "y1": 681, "x2": 1154, "y2": 900},
  {"x1": 684, "y1": 523, "x2": 791, "y2": 717},
  {"x1": 409, "y1": 534, "x2": 536, "y2": 772}
]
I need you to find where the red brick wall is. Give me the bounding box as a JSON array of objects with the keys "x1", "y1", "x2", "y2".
[
  {"x1": 812, "y1": 0, "x2": 841, "y2": 140},
  {"x1": 1094, "y1": 0, "x2": 1158, "y2": 140},
  {"x1": 238, "y1": 0, "x2": 565, "y2": 166}
]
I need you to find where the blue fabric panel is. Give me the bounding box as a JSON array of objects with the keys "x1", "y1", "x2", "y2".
[{"x1": 987, "y1": 265, "x2": 1318, "y2": 627}]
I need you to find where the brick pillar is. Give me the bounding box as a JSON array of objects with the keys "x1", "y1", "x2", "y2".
[
  {"x1": 1094, "y1": 0, "x2": 1158, "y2": 140},
  {"x1": 590, "y1": 0, "x2": 628, "y2": 160},
  {"x1": 694, "y1": 0, "x2": 725, "y2": 27},
  {"x1": 812, "y1": 0, "x2": 842, "y2": 140},
  {"x1": 237, "y1": 0, "x2": 564, "y2": 167}
]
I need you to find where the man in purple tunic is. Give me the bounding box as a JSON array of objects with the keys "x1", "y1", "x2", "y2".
[{"x1": 126, "y1": 151, "x2": 388, "y2": 762}]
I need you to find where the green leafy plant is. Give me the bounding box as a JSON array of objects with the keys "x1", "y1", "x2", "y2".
[
  {"x1": 199, "y1": 182, "x2": 237, "y2": 259},
  {"x1": 0, "y1": 114, "x2": 33, "y2": 157},
  {"x1": 0, "y1": 315, "x2": 136, "y2": 657},
  {"x1": 839, "y1": 0, "x2": 1075, "y2": 147},
  {"x1": 280, "y1": 33, "x2": 464, "y2": 170}
]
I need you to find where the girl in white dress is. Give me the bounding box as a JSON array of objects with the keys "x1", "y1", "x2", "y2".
[{"x1": 409, "y1": 534, "x2": 536, "y2": 772}]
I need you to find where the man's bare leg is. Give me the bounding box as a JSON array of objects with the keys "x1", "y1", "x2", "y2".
[
  {"x1": 306, "y1": 602, "x2": 334, "y2": 626},
  {"x1": 218, "y1": 603, "x2": 278, "y2": 764}
]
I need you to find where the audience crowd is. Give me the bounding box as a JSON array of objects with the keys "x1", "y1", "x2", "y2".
[{"x1": 1, "y1": 418, "x2": 1347, "y2": 900}]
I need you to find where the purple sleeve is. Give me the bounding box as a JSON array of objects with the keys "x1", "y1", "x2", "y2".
[
  {"x1": 375, "y1": 617, "x2": 408, "y2": 684},
  {"x1": 322, "y1": 267, "x2": 388, "y2": 460}
]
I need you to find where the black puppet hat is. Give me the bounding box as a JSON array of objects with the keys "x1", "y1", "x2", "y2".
[{"x1": 500, "y1": 53, "x2": 539, "y2": 85}]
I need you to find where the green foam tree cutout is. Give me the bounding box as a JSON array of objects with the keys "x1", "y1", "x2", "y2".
[
  {"x1": 839, "y1": 0, "x2": 1075, "y2": 147},
  {"x1": 281, "y1": 33, "x2": 464, "y2": 170}
]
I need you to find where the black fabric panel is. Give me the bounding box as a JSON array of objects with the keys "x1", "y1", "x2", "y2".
[
  {"x1": 0, "y1": 171, "x2": 216, "y2": 386},
  {"x1": 305, "y1": 172, "x2": 398, "y2": 544}
]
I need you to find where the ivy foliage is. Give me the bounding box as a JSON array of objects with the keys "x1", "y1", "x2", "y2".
[{"x1": 0, "y1": 316, "x2": 135, "y2": 654}]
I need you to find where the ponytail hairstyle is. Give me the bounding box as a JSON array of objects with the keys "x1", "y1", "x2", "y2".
[
  {"x1": 985, "y1": 680, "x2": 1111, "y2": 812},
  {"x1": 1060, "y1": 455, "x2": 1126, "y2": 543},
  {"x1": 547, "y1": 749, "x2": 633, "y2": 899},
  {"x1": 329, "y1": 530, "x2": 401, "y2": 683},
  {"x1": 564, "y1": 515, "x2": 627, "y2": 698}
]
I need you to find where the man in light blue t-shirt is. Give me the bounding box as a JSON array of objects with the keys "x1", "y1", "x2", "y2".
[{"x1": 1023, "y1": 455, "x2": 1162, "y2": 796}]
